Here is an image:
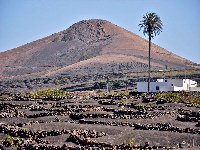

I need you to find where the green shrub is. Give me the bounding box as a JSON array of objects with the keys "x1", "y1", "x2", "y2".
[
  {"x1": 128, "y1": 137, "x2": 136, "y2": 148},
  {"x1": 3, "y1": 134, "x2": 22, "y2": 148},
  {"x1": 97, "y1": 91, "x2": 129, "y2": 99},
  {"x1": 0, "y1": 94, "x2": 12, "y2": 101},
  {"x1": 26, "y1": 89, "x2": 70, "y2": 100},
  {"x1": 119, "y1": 99, "x2": 136, "y2": 103},
  {"x1": 155, "y1": 92, "x2": 200, "y2": 106},
  {"x1": 135, "y1": 103, "x2": 146, "y2": 107}
]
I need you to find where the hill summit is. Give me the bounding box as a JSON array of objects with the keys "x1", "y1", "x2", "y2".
[{"x1": 0, "y1": 19, "x2": 197, "y2": 80}]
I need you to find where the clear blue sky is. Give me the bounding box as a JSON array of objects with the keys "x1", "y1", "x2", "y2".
[{"x1": 0, "y1": 0, "x2": 200, "y2": 63}]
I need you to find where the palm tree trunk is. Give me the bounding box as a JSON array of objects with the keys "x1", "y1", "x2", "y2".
[{"x1": 148, "y1": 36, "x2": 151, "y2": 93}]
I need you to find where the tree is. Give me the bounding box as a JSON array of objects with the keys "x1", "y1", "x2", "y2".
[{"x1": 139, "y1": 12, "x2": 163, "y2": 92}]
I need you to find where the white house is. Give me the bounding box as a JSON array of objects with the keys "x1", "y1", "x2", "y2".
[{"x1": 137, "y1": 79, "x2": 197, "y2": 92}]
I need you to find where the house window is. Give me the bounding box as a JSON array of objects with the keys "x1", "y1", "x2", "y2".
[
  {"x1": 156, "y1": 86, "x2": 159, "y2": 90},
  {"x1": 165, "y1": 80, "x2": 167, "y2": 82},
  {"x1": 171, "y1": 84, "x2": 173, "y2": 86}
]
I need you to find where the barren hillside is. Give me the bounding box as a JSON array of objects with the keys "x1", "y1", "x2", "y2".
[{"x1": 0, "y1": 19, "x2": 197, "y2": 80}]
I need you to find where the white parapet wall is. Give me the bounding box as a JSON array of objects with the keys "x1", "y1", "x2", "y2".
[
  {"x1": 190, "y1": 87, "x2": 200, "y2": 92},
  {"x1": 137, "y1": 78, "x2": 198, "y2": 92}
]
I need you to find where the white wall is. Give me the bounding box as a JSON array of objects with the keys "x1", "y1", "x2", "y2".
[
  {"x1": 167, "y1": 79, "x2": 183, "y2": 87},
  {"x1": 137, "y1": 82, "x2": 148, "y2": 92},
  {"x1": 190, "y1": 87, "x2": 200, "y2": 91},
  {"x1": 174, "y1": 86, "x2": 184, "y2": 91},
  {"x1": 137, "y1": 82, "x2": 174, "y2": 92},
  {"x1": 182, "y1": 79, "x2": 197, "y2": 90},
  {"x1": 137, "y1": 79, "x2": 197, "y2": 92},
  {"x1": 160, "y1": 85, "x2": 174, "y2": 92},
  {"x1": 188, "y1": 79, "x2": 197, "y2": 87}
]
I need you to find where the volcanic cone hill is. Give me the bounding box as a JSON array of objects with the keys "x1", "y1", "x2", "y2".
[{"x1": 0, "y1": 19, "x2": 197, "y2": 80}]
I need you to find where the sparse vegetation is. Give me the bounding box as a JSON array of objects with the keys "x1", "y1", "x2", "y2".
[
  {"x1": 0, "y1": 94, "x2": 12, "y2": 101},
  {"x1": 135, "y1": 103, "x2": 146, "y2": 107},
  {"x1": 119, "y1": 99, "x2": 136, "y2": 103},
  {"x1": 3, "y1": 134, "x2": 22, "y2": 148},
  {"x1": 155, "y1": 92, "x2": 200, "y2": 106},
  {"x1": 128, "y1": 69, "x2": 200, "y2": 80},
  {"x1": 1, "y1": 90, "x2": 200, "y2": 149},
  {"x1": 112, "y1": 91, "x2": 129, "y2": 96},
  {"x1": 97, "y1": 91, "x2": 129, "y2": 99},
  {"x1": 25, "y1": 89, "x2": 71, "y2": 100},
  {"x1": 128, "y1": 136, "x2": 136, "y2": 148}
]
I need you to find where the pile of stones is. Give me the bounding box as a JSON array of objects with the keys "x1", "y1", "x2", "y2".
[
  {"x1": 69, "y1": 129, "x2": 106, "y2": 138},
  {"x1": 98, "y1": 100, "x2": 117, "y2": 105},
  {"x1": 26, "y1": 111, "x2": 69, "y2": 118},
  {"x1": 67, "y1": 132, "x2": 166, "y2": 150},
  {"x1": 0, "y1": 123, "x2": 110, "y2": 149},
  {"x1": 142, "y1": 97, "x2": 156, "y2": 103},
  {"x1": 156, "y1": 98, "x2": 168, "y2": 104},
  {"x1": 78, "y1": 119, "x2": 200, "y2": 135},
  {"x1": 70, "y1": 109, "x2": 174, "y2": 120},
  {"x1": 177, "y1": 109, "x2": 200, "y2": 122},
  {"x1": 0, "y1": 103, "x2": 25, "y2": 118}
]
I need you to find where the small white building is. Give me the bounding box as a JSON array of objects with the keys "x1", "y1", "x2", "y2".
[{"x1": 137, "y1": 79, "x2": 197, "y2": 92}]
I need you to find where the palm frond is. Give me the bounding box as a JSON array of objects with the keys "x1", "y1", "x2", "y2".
[{"x1": 139, "y1": 12, "x2": 163, "y2": 38}]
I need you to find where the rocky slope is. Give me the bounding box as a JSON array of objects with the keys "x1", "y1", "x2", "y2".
[{"x1": 0, "y1": 19, "x2": 198, "y2": 82}]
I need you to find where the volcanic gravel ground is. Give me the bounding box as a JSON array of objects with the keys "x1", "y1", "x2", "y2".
[{"x1": 0, "y1": 94, "x2": 200, "y2": 149}]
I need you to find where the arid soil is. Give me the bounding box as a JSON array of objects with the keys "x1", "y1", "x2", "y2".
[
  {"x1": 0, "y1": 19, "x2": 198, "y2": 80},
  {"x1": 0, "y1": 92, "x2": 200, "y2": 149}
]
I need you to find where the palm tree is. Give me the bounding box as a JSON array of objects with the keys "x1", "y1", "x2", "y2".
[{"x1": 139, "y1": 12, "x2": 163, "y2": 92}]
